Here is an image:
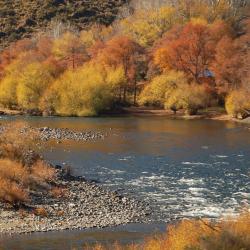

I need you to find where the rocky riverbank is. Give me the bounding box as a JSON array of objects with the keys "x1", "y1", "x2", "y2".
[
  {"x1": 0, "y1": 125, "x2": 106, "y2": 143},
  {"x1": 38, "y1": 127, "x2": 105, "y2": 142},
  {"x1": 0, "y1": 167, "x2": 150, "y2": 234}
]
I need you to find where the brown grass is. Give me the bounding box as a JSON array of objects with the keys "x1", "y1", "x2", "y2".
[
  {"x1": 34, "y1": 207, "x2": 48, "y2": 217},
  {"x1": 0, "y1": 121, "x2": 41, "y2": 166},
  {"x1": 0, "y1": 122, "x2": 58, "y2": 208},
  {"x1": 87, "y1": 211, "x2": 250, "y2": 250},
  {"x1": 50, "y1": 187, "x2": 68, "y2": 198},
  {"x1": 0, "y1": 178, "x2": 29, "y2": 205},
  {"x1": 0, "y1": 159, "x2": 29, "y2": 184},
  {"x1": 31, "y1": 160, "x2": 56, "y2": 183}
]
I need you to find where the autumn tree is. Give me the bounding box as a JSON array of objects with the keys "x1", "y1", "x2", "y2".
[
  {"x1": 226, "y1": 88, "x2": 250, "y2": 119},
  {"x1": 120, "y1": 6, "x2": 178, "y2": 47},
  {"x1": 153, "y1": 20, "x2": 230, "y2": 83},
  {"x1": 165, "y1": 83, "x2": 213, "y2": 115},
  {"x1": 0, "y1": 75, "x2": 17, "y2": 108},
  {"x1": 46, "y1": 63, "x2": 126, "y2": 116},
  {"x1": 52, "y1": 32, "x2": 88, "y2": 70},
  {"x1": 0, "y1": 38, "x2": 36, "y2": 78},
  {"x1": 16, "y1": 63, "x2": 55, "y2": 110},
  {"x1": 212, "y1": 18, "x2": 250, "y2": 97},
  {"x1": 212, "y1": 36, "x2": 243, "y2": 95},
  {"x1": 139, "y1": 71, "x2": 187, "y2": 108},
  {"x1": 96, "y1": 36, "x2": 144, "y2": 104}
]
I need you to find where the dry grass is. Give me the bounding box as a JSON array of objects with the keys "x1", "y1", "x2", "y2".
[
  {"x1": 31, "y1": 160, "x2": 56, "y2": 183},
  {"x1": 0, "y1": 178, "x2": 29, "y2": 205},
  {"x1": 0, "y1": 122, "x2": 58, "y2": 208},
  {"x1": 0, "y1": 121, "x2": 41, "y2": 166},
  {"x1": 0, "y1": 159, "x2": 29, "y2": 184},
  {"x1": 34, "y1": 207, "x2": 48, "y2": 217},
  {"x1": 87, "y1": 211, "x2": 250, "y2": 250},
  {"x1": 50, "y1": 187, "x2": 68, "y2": 199}
]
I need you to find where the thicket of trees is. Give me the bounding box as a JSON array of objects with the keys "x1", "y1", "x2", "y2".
[{"x1": 0, "y1": 0, "x2": 249, "y2": 117}]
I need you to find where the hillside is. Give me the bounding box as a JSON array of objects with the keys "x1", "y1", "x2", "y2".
[{"x1": 0, "y1": 0, "x2": 127, "y2": 49}]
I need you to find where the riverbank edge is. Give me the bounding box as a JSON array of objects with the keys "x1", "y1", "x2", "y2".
[
  {"x1": 1, "y1": 107, "x2": 250, "y2": 124},
  {"x1": 0, "y1": 166, "x2": 150, "y2": 235}
]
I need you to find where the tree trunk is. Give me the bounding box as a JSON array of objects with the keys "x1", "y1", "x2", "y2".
[
  {"x1": 123, "y1": 87, "x2": 127, "y2": 103},
  {"x1": 133, "y1": 82, "x2": 137, "y2": 105}
]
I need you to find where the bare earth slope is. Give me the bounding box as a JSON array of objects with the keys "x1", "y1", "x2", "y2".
[{"x1": 0, "y1": 0, "x2": 126, "y2": 49}]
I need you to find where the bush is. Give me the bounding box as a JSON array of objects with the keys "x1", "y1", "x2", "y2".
[
  {"x1": 0, "y1": 122, "x2": 57, "y2": 207},
  {"x1": 87, "y1": 212, "x2": 250, "y2": 250},
  {"x1": 31, "y1": 160, "x2": 56, "y2": 183},
  {"x1": 48, "y1": 63, "x2": 125, "y2": 116},
  {"x1": 16, "y1": 62, "x2": 54, "y2": 110},
  {"x1": 33, "y1": 207, "x2": 48, "y2": 217},
  {"x1": 0, "y1": 122, "x2": 40, "y2": 166},
  {"x1": 165, "y1": 84, "x2": 212, "y2": 115},
  {"x1": 0, "y1": 75, "x2": 18, "y2": 108},
  {"x1": 0, "y1": 178, "x2": 29, "y2": 205},
  {"x1": 139, "y1": 71, "x2": 187, "y2": 108},
  {"x1": 226, "y1": 89, "x2": 250, "y2": 119}
]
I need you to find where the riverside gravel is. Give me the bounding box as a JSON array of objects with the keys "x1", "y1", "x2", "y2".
[{"x1": 0, "y1": 168, "x2": 151, "y2": 234}]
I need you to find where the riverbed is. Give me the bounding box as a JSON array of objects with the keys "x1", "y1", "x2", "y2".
[{"x1": 0, "y1": 116, "x2": 249, "y2": 249}]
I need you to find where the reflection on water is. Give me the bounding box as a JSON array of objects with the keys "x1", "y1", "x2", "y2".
[
  {"x1": 0, "y1": 223, "x2": 166, "y2": 250},
  {"x1": 0, "y1": 116, "x2": 249, "y2": 248}
]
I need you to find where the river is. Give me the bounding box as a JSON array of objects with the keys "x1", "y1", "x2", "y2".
[{"x1": 0, "y1": 116, "x2": 249, "y2": 249}]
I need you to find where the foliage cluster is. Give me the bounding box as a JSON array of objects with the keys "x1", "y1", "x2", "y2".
[{"x1": 0, "y1": 0, "x2": 249, "y2": 117}]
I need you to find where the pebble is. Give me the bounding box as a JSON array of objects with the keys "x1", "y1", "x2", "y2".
[{"x1": 0, "y1": 168, "x2": 150, "y2": 235}]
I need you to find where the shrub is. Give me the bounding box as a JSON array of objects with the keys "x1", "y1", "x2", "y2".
[
  {"x1": 0, "y1": 178, "x2": 29, "y2": 205},
  {"x1": 0, "y1": 122, "x2": 40, "y2": 166},
  {"x1": 0, "y1": 159, "x2": 29, "y2": 185},
  {"x1": 226, "y1": 89, "x2": 250, "y2": 119},
  {"x1": 87, "y1": 212, "x2": 250, "y2": 250},
  {"x1": 139, "y1": 71, "x2": 187, "y2": 108},
  {"x1": 50, "y1": 187, "x2": 68, "y2": 198},
  {"x1": 31, "y1": 160, "x2": 56, "y2": 183},
  {"x1": 165, "y1": 84, "x2": 212, "y2": 115},
  {"x1": 0, "y1": 122, "x2": 57, "y2": 208},
  {"x1": 34, "y1": 207, "x2": 48, "y2": 217},
  {"x1": 49, "y1": 63, "x2": 124, "y2": 116},
  {"x1": 0, "y1": 75, "x2": 18, "y2": 108},
  {"x1": 16, "y1": 62, "x2": 54, "y2": 110}
]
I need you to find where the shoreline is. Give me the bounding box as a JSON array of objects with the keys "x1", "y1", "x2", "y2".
[
  {"x1": 0, "y1": 166, "x2": 150, "y2": 235},
  {"x1": 1, "y1": 107, "x2": 250, "y2": 124}
]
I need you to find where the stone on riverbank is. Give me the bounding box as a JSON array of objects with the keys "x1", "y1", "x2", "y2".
[{"x1": 0, "y1": 168, "x2": 150, "y2": 234}]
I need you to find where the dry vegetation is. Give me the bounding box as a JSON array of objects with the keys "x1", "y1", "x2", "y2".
[
  {"x1": 86, "y1": 211, "x2": 250, "y2": 250},
  {"x1": 0, "y1": 122, "x2": 58, "y2": 209}
]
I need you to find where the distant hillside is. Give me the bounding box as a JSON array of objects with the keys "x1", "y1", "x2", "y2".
[{"x1": 0, "y1": 0, "x2": 127, "y2": 49}]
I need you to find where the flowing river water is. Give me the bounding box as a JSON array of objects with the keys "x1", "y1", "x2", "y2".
[{"x1": 0, "y1": 116, "x2": 249, "y2": 250}]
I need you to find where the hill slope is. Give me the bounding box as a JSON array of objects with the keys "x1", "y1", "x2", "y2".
[{"x1": 0, "y1": 0, "x2": 127, "y2": 49}]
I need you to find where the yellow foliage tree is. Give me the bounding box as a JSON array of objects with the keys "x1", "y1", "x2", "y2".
[
  {"x1": 226, "y1": 88, "x2": 250, "y2": 119},
  {"x1": 120, "y1": 6, "x2": 178, "y2": 47},
  {"x1": 48, "y1": 63, "x2": 126, "y2": 116},
  {"x1": 0, "y1": 75, "x2": 18, "y2": 108},
  {"x1": 52, "y1": 32, "x2": 87, "y2": 69},
  {"x1": 0, "y1": 57, "x2": 31, "y2": 109},
  {"x1": 139, "y1": 71, "x2": 187, "y2": 108},
  {"x1": 16, "y1": 63, "x2": 54, "y2": 110},
  {"x1": 165, "y1": 83, "x2": 212, "y2": 115}
]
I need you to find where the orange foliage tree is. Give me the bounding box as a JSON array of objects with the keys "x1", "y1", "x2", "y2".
[
  {"x1": 212, "y1": 19, "x2": 250, "y2": 96},
  {"x1": 153, "y1": 20, "x2": 230, "y2": 84},
  {"x1": 96, "y1": 36, "x2": 144, "y2": 104}
]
